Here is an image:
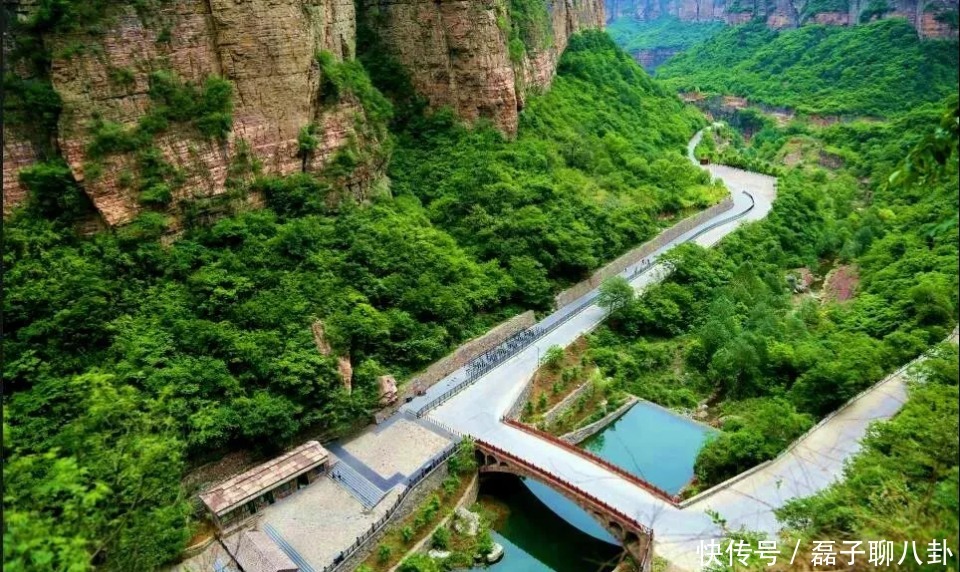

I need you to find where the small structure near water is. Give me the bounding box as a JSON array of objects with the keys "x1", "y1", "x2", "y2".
[{"x1": 200, "y1": 441, "x2": 333, "y2": 531}]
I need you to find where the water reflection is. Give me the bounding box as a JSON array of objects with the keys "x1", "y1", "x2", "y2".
[
  {"x1": 582, "y1": 401, "x2": 715, "y2": 495},
  {"x1": 472, "y1": 474, "x2": 620, "y2": 572}
]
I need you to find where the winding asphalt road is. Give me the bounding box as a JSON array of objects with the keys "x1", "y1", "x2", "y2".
[{"x1": 402, "y1": 131, "x2": 949, "y2": 570}]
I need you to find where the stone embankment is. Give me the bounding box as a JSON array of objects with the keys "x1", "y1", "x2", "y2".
[{"x1": 558, "y1": 396, "x2": 639, "y2": 444}]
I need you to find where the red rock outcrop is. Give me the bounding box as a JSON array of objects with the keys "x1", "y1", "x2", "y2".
[
  {"x1": 605, "y1": 0, "x2": 958, "y2": 38},
  {"x1": 7, "y1": 0, "x2": 602, "y2": 222},
  {"x1": 2, "y1": 134, "x2": 38, "y2": 217},
  {"x1": 361, "y1": 0, "x2": 605, "y2": 135},
  {"x1": 359, "y1": 0, "x2": 521, "y2": 134},
  {"x1": 519, "y1": 0, "x2": 607, "y2": 98},
  {"x1": 633, "y1": 47, "x2": 682, "y2": 70},
  {"x1": 14, "y1": 0, "x2": 383, "y2": 227},
  {"x1": 811, "y1": 11, "x2": 851, "y2": 24}
]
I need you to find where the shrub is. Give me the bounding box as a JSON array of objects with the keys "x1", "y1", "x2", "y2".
[
  {"x1": 398, "y1": 554, "x2": 441, "y2": 572},
  {"x1": 18, "y1": 160, "x2": 90, "y2": 219},
  {"x1": 447, "y1": 440, "x2": 477, "y2": 476},
  {"x1": 377, "y1": 545, "x2": 391, "y2": 563},
  {"x1": 431, "y1": 526, "x2": 450, "y2": 550},
  {"x1": 442, "y1": 475, "x2": 459, "y2": 496},
  {"x1": 542, "y1": 345, "x2": 565, "y2": 370}
]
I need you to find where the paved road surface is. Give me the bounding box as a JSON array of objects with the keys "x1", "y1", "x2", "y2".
[{"x1": 415, "y1": 131, "x2": 952, "y2": 570}]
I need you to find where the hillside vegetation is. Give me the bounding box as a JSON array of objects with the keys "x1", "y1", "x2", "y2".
[
  {"x1": 2, "y1": 32, "x2": 717, "y2": 571},
  {"x1": 658, "y1": 19, "x2": 959, "y2": 116},
  {"x1": 590, "y1": 7, "x2": 958, "y2": 500},
  {"x1": 607, "y1": 16, "x2": 727, "y2": 53},
  {"x1": 389, "y1": 32, "x2": 722, "y2": 304}
]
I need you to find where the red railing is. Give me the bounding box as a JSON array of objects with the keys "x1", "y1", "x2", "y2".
[
  {"x1": 502, "y1": 418, "x2": 681, "y2": 505},
  {"x1": 475, "y1": 438, "x2": 654, "y2": 537}
]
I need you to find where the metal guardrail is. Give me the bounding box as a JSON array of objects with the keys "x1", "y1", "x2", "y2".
[
  {"x1": 414, "y1": 191, "x2": 756, "y2": 419},
  {"x1": 322, "y1": 440, "x2": 462, "y2": 572}
]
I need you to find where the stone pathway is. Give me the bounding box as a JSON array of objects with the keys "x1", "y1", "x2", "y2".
[
  {"x1": 250, "y1": 413, "x2": 454, "y2": 571},
  {"x1": 259, "y1": 476, "x2": 403, "y2": 571}
]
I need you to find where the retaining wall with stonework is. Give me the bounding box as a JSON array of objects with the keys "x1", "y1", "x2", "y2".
[
  {"x1": 375, "y1": 311, "x2": 536, "y2": 423},
  {"x1": 554, "y1": 197, "x2": 734, "y2": 309},
  {"x1": 542, "y1": 382, "x2": 594, "y2": 426},
  {"x1": 559, "y1": 396, "x2": 639, "y2": 445},
  {"x1": 504, "y1": 373, "x2": 537, "y2": 421}
]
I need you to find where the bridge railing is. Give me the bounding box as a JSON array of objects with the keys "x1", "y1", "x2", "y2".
[
  {"x1": 501, "y1": 418, "x2": 681, "y2": 506},
  {"x1": 475, "y1": 438, "x2": 654, "y2": 538}
]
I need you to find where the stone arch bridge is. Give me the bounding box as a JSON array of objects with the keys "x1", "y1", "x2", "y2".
[{"x1": 475, "y1": 439, "x2": 654, "y2": 571}]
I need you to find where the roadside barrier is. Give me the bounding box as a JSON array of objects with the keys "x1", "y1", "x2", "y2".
[
  {"x1": 415, "y1": 191, "x2": 756, "y2": 419},
  {"x1": 322, "y1": 440, "x2": 462, "y2": 572}
]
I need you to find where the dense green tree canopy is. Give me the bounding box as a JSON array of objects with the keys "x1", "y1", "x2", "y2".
[
  {"x1": 3, "y1": 31, "x2": 720, "y2": 570},
  {"x1": 657, "y1": 19, "x2": 959, "y2": 116}
]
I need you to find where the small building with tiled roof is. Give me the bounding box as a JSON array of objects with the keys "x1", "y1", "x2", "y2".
[
  {"x1": 223, "y1": 529, "x2": 298, "y2": 572},
  {"x1": 200, "y1": 441, "x2": 332, "y2": 530}
]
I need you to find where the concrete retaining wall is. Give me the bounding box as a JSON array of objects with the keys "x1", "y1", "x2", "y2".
[
  {"x1": 375, "y1": 311, "x2": 536, "y2": 423},
  {"x1": 560, "y1": 396, "x2": 638, "y2": 444},
  {"x1": 554, "y1": 198, "x2": 734, "y2": 309},
  {"x1": 504, "y1": 373, "x2": 537, "y2": 421},
  {"x1": 335, "y1": 461, "x2": 453, "y2": 571},
  {"x1": 542, "y1": 382, "x2": 594, "y2": 426}
]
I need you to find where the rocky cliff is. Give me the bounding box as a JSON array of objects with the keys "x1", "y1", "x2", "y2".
[
  {"x1": 605, "y1": 0, "x2": 958, "y2": 37},
  {"x1": 4, "y1": 0, "x2": 604, "y2": 224},
  {"x1": 3, "y1": 0, "x2": 604, "y2": 223},
  {"x1": 359, "y1": 0, "x2": 604, "y2": 135}
]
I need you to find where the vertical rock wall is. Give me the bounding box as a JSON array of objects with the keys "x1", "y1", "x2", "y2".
[
  {"x1": 519, "y1": 0, "x2": 607, "y2": 102},
  {"x1": 6, "y1": 0, "x2": 382, "y2": 226},
  {"x1": 5, "y1": 0, "x2": 603, "y2": 219},
  {"x1": 360, "y1": 0, "x2": 605, "y2": 135}
]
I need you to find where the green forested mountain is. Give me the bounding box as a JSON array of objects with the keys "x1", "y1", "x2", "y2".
[
  {"x1": 3, "y1": 3, "x2": 959, "y2": 569},
  {"x1": 593, "y1": 97, "x2": 958, "y2": 489},
  {"x1": 606, "y1": 16, "x2": 727, "y2": 53},
  {"x1": 657, "y1": 19, "x2": 959, "y2": 116},
  {"x1": 2, "y1": 32, "x2": 716, "y2": 571}
]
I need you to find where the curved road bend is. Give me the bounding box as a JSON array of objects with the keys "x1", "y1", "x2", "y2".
[
  {"x1": 409, "y1": 130, "x2": 949, "y2": 571},
  {"x1": 418, "y1": 131, "x2": 774, "y2": 571}
]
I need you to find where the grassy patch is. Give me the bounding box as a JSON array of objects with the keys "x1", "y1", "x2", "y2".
[{"x1": 520, "y1": 337, "x2": 595, "y2": 421}]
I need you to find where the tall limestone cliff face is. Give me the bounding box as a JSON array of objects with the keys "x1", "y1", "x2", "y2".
[
  {"x1": 519, "y1": 0, "x2": 606, "y2": 104},
  {"x1": 360, "y1": 0, "x2": 605, "y2": 135},
  {"x1": 5, "y1": 0, "x2": 384, "y2": 226},
  {"x1": 5, "y1": 0, "x2": 602, "y2": 221},
  {"x1": 605, "y1": 0, "x2": 958, "y2": 37}
]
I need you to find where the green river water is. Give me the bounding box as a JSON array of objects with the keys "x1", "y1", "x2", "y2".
[
  {"x1": 470, "y1": 475, "x2": 619, "y2": 572},
  {"x1": 468, "y1": 402, "x2": 713, "y2": 571}
]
